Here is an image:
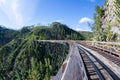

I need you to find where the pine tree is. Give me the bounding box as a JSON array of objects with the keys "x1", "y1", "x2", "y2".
[{"x1": 28, "y1": 57, "x2": 41, "y2": 80}]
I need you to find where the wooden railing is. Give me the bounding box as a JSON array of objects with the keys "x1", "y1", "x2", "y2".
[{"x1": 78, "y1": 41, "x2": 120, "y2": 57}]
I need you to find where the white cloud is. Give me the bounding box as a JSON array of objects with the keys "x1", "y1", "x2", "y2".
[
  {"x1": 75, "y1": 27, "x2": 84, "y2": 31},
  {"x1": 11, "y1": 0, "x2": 23, "y2": 28},
  {"x1": 79, "y1": 17, "x2": 93, "y2": 23},
  {"x1": 0, "y1": 0, "x2": 23, "y2": 29},
  {"x1": 74, "y1": 25, "x2": 85, "y2": 31},
  {"x1": 75, "y1": 27, "x2": 91, "y2": 31},
  {"x1": 55, "y1": 20, "x2": 64, "y2": 23},
  {"x1": 0, "y1": 0, "x2": 38, "y2": 29},
  {"x1": 0, "y1": 0, "x2": 6, "y2": 6}
]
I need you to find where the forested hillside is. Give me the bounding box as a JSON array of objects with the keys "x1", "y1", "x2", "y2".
[
  {"x1": 79, "y1": 31, "x2": 93, "y2": 40},
  {"x1": 31, "y1": 22, "x2": 85, "y2": 40},
  {"x1": 0, "y1": 26, "x2": 19, "y2": 47},
  {"x1": 0, "y1": 22, "x2": 85, "y2": 79},
  {"x1": 0, "y1": 22, "x2": 85, "y2": 47},
  {"x1": 0, "y1": 38, "x2": 69, "y2": 79}
]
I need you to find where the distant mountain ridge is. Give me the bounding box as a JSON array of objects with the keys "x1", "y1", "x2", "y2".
[{"x1": 0, "y1": 22, "x2": 85, "y2": 47}]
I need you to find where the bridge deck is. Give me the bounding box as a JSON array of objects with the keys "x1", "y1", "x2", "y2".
[{"x1": 36, "y1": 40, "x2": 120, "y2": 80}]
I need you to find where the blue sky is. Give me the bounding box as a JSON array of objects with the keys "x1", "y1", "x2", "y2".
[{"x1": 0, "y1": 0, "x2": 105, "y2": 31}]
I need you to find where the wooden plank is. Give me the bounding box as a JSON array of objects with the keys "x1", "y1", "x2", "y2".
[{"x1": 54, "y1": 43, "x2": 88, "y2": 80}]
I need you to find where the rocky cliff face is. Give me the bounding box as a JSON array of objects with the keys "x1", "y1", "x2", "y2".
[{"x1": 102, "y1": 0, "x2": 120, "y2": 34}]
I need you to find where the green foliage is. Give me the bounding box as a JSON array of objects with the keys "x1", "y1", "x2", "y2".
[
  {"x1": 31, "y1": 22, "x2": 85, "y2": 40},
  {"x1": 105, "y1": 24, "x2": 114, "y2": 41},
  {"x1": 0, "y1": 22, "x2": 85, "y2": 45},
  {"x1": 20, "y1": 26, "x2": 31, "y2": 34},
  {"x1": 95, "y1": 6, "x2": 104, "y2": 18},
  {"x1": 0, "y1": 38, "x2": 69, "y2": 79},
  {"x1": 79, "y1": 31, "x2": 93, "y2": 40},
  {"x1": 93, "y1": 6, "x2": 104, "y2": 41},
  {"x1": 28, "y1": 57, "x2": 41, "y2": 80},
  {"x1": 0, "y1": 26, "x2": 19, "y2": 47}
]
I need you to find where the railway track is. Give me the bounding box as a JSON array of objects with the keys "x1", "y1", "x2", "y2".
[
  {"x1": 78, "y1": 44, "x2": 120, "y2": 80},
  {"x1": 79, "y1": 43, "x2": 120, "y2": 67}
]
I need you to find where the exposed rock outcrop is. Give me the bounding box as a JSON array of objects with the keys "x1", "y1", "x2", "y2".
[{"x1": 102, "y1": 0, "x2": 120, "y2": 34}]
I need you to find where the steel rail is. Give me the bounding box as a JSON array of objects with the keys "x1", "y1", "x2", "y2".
[
  {"x1": 79, "y1": 45, "x2": 120, "y2": 80},
  {"x1": 79, "y1": 46, "x2": 105, "y2": 80}
]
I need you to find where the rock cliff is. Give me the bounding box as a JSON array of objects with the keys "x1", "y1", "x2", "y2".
[{"x1": 102, "y1": 0, "x2": 120, "y2": 34}]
